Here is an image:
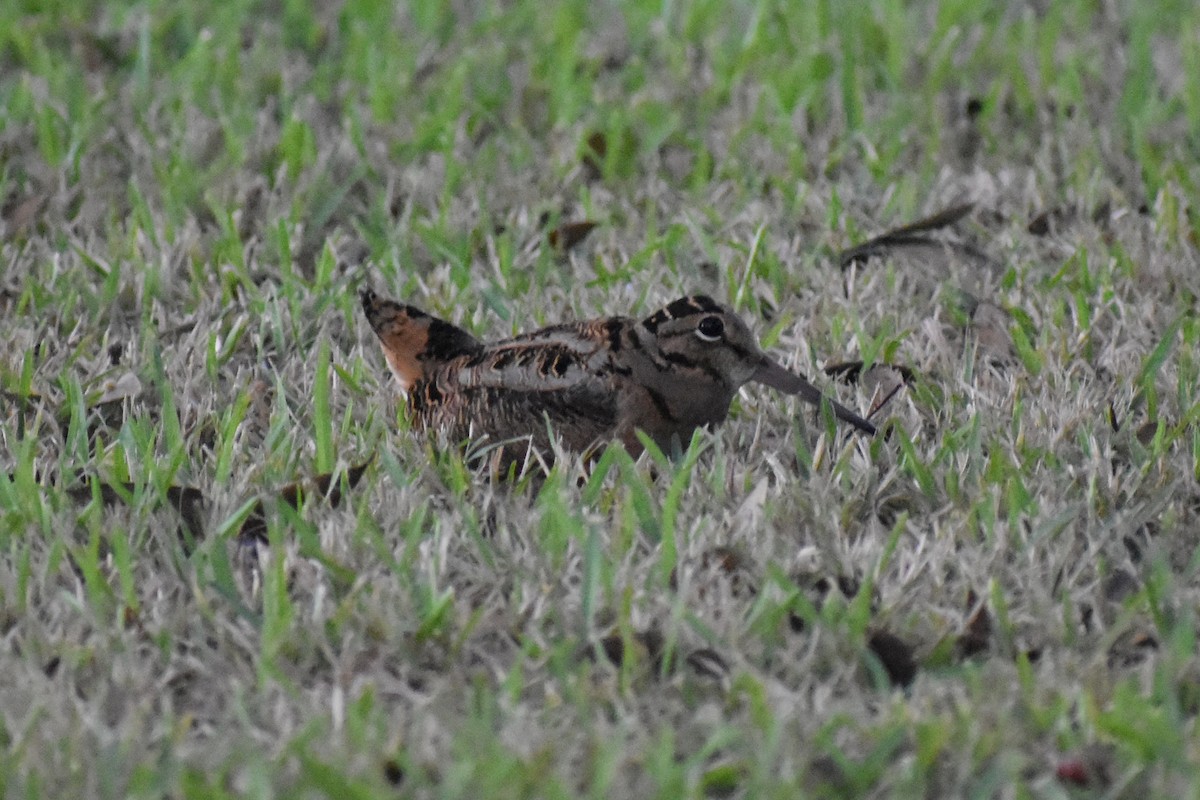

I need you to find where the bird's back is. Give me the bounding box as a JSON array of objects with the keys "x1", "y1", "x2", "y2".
[{"x1": 362, "y1": 290, "x2": 625, "y2": 459}]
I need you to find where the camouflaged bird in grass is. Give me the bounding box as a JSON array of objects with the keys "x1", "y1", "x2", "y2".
[{"x1": 361, "y1": 289, "x2": 875, "y2": 465}]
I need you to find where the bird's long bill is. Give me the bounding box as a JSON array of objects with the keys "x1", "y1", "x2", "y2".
[{"x1": 752, "y1": 358, "x2": 877, "y2": 435}]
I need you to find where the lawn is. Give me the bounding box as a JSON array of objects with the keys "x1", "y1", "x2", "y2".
[{"x1": 2, "y1": 0, "x2": 1200, "y2": 797}]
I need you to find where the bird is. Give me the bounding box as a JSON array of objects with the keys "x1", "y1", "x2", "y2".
[{"x1": 360, "y1": 289, "x2": 875, "y2": 466}]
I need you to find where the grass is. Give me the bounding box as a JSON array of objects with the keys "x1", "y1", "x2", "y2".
[{"x1": 3, "y1": 0, "x2": 1200, "y2": 796}]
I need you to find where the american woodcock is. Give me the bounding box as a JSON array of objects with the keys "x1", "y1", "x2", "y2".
[{"x1": 361, "y1": 289, "x2": 875, "y2": 462}]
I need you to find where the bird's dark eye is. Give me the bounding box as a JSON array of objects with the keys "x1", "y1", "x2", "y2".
[{"x1": 695, "y1": 315, "x2": 725, "y2": 342}]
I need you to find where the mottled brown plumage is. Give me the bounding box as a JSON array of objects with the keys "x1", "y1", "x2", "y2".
[{"x1": 361, "y1": 289, "x2": 874, "y2": 463}]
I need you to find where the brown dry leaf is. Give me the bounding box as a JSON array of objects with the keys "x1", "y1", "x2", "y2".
[
  {"x1": 50, "y1": 371, "x2": 146, "y2": 440},
  {"x1": 65, "y1": 478, "x2": 207, "y2": 547},
  {"x1": 581, "y1": 131, "x2": 607, "y2": 180},
  {"x1": 684, "y1": 648, "x2": 729, "y2": 682},
  {"x1": 72, "y1": 31, "x2": 132, "y2": 72},
  {"x1": 825, "y1": 361, "x2": 912, "y2": 419},
  {"x1": 3, "y1": 192, "x2": 50, "y2": 238},
  {"x1": 91, "y1": 371, "x2": 143, "y2": 406},
  {"x1": 547, "y1": 220, "x2": 598, "y2": 252},
  {"x1": 1103, "y1": 568, "x2": 1140, "y2": 603},
  {"x1": 956, "y1": 589, "x2": 992, "y2": 658},
  {"x1": 803, "y1": 755, "x2": 856, "y2": 796},
  {"x1": 969, "y1": 301, "x2": 1017, "y2": 366},
  {"x1": 1107, "y1": 401, "x2": 1121, "y2": 432},
  {"x1": 579, "y1": 128, "x2": 638, "y2": 180},
  {"x1": 381, "y1": 759, "x2": 405, "y2": 787},
  {"x1": 589, "y1": 629, "x2": 665, "y2": 672},
  {"x1": 866, "y1": 629, "x2": 918, "y2": 687},
  {"x1": 1107, "y1": 628, "x2": 1158, "y2": 668},
  {"x1": 669, "y1": 545, "x2": 757, "y2": 599},
  {"x1": 839, "y1": 202, "x2": 977, "y2": 267},
  {"x1": 66, "y1": 479, "x2": 132, "y2": 507},
  {"x1": 1028, "y1": 206, "x2": 1069, "y2": 236},
  {"x1": 1, "y1": 389, "x2": 54, "y2": 432},
  {"x1": 1134, "y1": 420, "x2": 1159, "y2": 446},
  {"x1": 165, "y1": 485, "x2": 208, "y2": 545},
  {"x1": 824, "y1": 361, "x2": 915, "y2": 386},
  {"x1": 240, "y1": 457, "x2": 375, "y2": 544},
  {"x1": 1055, "y1": 743, "x2": 1116, "y2": 789},
  {"x1": 789, "y1": 571, "x2": 876, "y2": 633}
]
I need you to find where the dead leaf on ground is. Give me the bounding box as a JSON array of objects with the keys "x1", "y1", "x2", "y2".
[
  {"x1": 1103, "y1": 568, "x2": 1140, "y2": 603},
  {"x1": 1107, "y1": 628, "x2": 1157, "y2": 668},
  {"x1": 165, "y1": 485, "x2": 208, "y2": 545},
  {"x1": 1, "y1": 389, "x2": 55, "y2": 433},
  {"x1": 669, "y1": 545, "x2": 757, "y2": 599},
  {"x1": 56, "y1": 457, "x2": 373, "y2": 550},
  {"x1": 825, "y1": 361, "x2": 912, "y2": 418},
  {"x1": 825, "y1": 361, "x2": 915, "y2": 386},
  {"x1": 64, "y1": 478, "x2": 207, "y2": 548},
  {"x1": 866, "y1": 629, "x2": 918, "y2": 687},
  {"x1": 803, "y1": 755, "x2": 856, "y2": 796},
  {"x1": 838, "y1": 202, "x2": 978, "y2": 267},
  {"x1": 969, "y1": 300, "x2": 1017, "y2": 366},
  {"x1": 684, "y1": 648, "x2": 729, "y2": 683},
  {"x1": 239, "y1": 457, "x2": 375, "y2": 544},
  {"x1": 1055, "y1": 744, "x2": 1116, "y2": 790},
  {"x1": 956, "y1": 588, "x2": 992, "y2": 658},
  {"x1": 581, "y1": 131, "x2": 608, "y2": 180},
  {"x1": 50, "y1": 370, "x2": 147, "y2": 442},
  {"x1": 381, "y1": 759, "x2": 405, "y2": 787},
  {"x1": 90, "y1": 371, "x2": 143, "y2": 406},
  {"x1": 71, "y1": 30, "x2": 133, "y2": 72},
  {"x1": 3, "y1": 192, "x2": 50, "y2": 238},
  {"x1": 579, "y1": 129, "x2": 638, "y2": 181},
  {"x1": 789, "y1": 571, "x2": 876, "y2": 633},
  {"x1": 547, "y1": 220, "x2": 598, "y2": 252},
  {"x1": 587, "y1": 629, "x2": 666, "y2": 673},
  {"x1": 1027, "y1": 205, "x2": 1077, "y2": 236}
]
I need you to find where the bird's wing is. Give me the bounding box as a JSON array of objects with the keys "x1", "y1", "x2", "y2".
[{"x1": 448, "y1": 318, "x2": 627, "y2": 393}]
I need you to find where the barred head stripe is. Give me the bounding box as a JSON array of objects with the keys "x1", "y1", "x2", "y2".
[{"x1": 642, "y1": 295, "x2": 723, "y2": 332}]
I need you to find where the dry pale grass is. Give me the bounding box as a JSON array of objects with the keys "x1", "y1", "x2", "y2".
[{"x1": 2, "y1": 1, "x2": 1200, "y2": 797}]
